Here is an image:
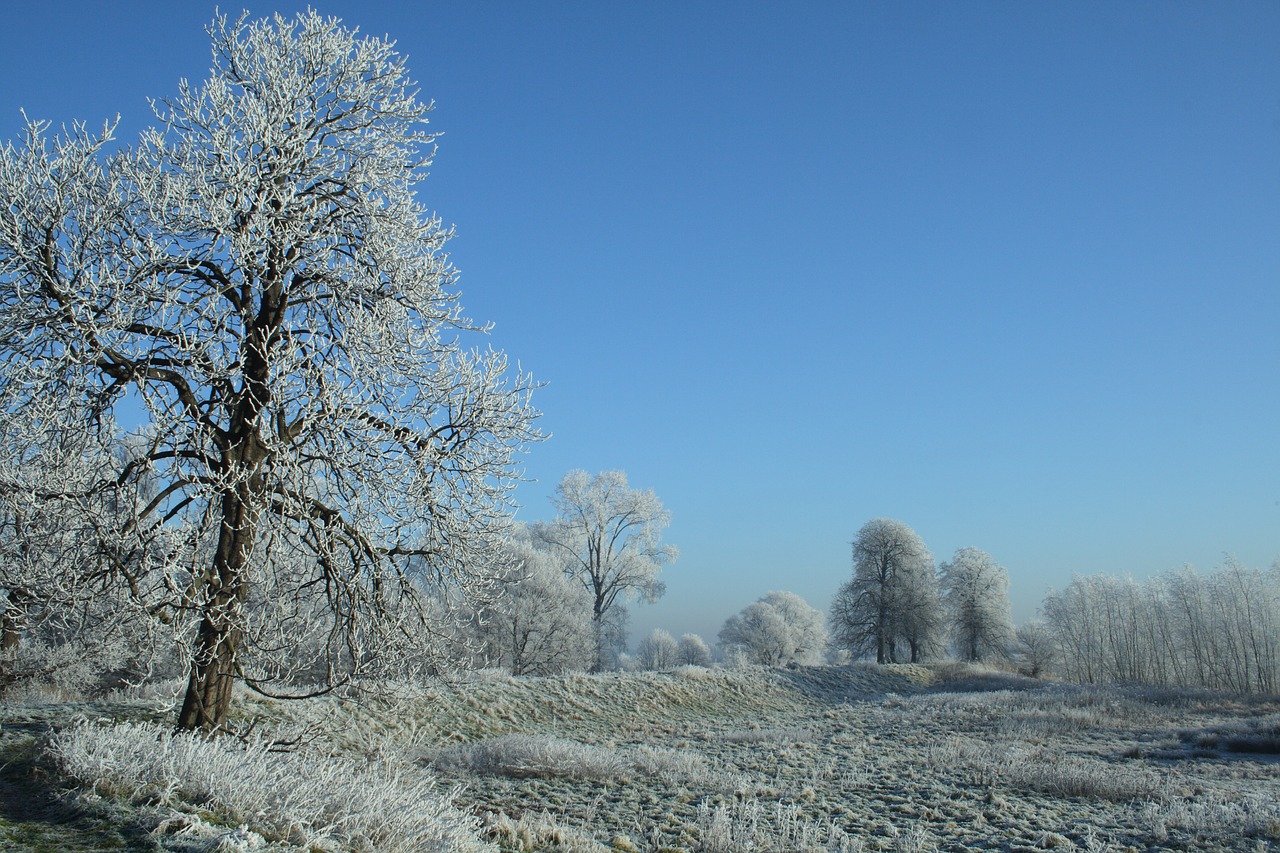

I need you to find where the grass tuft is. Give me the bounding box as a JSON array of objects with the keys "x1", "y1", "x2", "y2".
[{"x1": 49, "y1": 719, "x2": 491, "y2": 852}]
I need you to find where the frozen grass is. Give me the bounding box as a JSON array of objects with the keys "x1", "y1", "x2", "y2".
[
  {"x1": 484, "y1": 811, "x2": 611, "y2": 852},
  {"x1": 428, "y1": 732, "x2": 714, "y2": 786},
  {"x1": 1179, "y1": 714, "x2": 1280, "y2": 755},
  {"x1": 719, "y1": 725, "x2": 814, "y2": 744},
  {"x1": 14, "y1": 665, "x2": 1280, "y2": 852},
  {"x1": 1140, "y1": 791, "x2": 1280, "y2": 842},
  {"x1": 693, "y1": 799, "x2": 866, "y2": 852},
  {"x1": 48, "y1": 719, "x2": 492, "y2": 852},
  {"x1": 429, "y1": 733, "x2": 628, "y2": 780},
  {"x1": 928, "y1": 736, "x2": 1170, "y2": 801}
]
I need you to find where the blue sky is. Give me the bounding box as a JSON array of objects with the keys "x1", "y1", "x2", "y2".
[{"x1": 3, "y1": 2, "x2": 1277, "y2": 648}]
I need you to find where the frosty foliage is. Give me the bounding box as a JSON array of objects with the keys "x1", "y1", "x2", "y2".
[
  {"x1": 534, "y1": 470, "x2": 677, "y2": 670},
  {"x1": 1042, "y1": 560, "x2": 1280, "y2": 693},
  {"x1": 939, "y1": 547, "x2": 1013, "y2": 663},
  {"x1": 719, "y1": 591, "x2": 828, "y2": 667},
  {"x1": 676, "y1": 632, "x2": 713, "y2": 668},
  {"x1": 469, "y1": 525, "x2": 595, "y2": 675},
  {"x1": 831, "y1": 518, "x2": 942, "y2": 664},
  {"x1": 50, "y1": 719, "x2": 492, "y2": 852},
  {"x1": 635, "y1": 628, "x2": 679, "y2": 671},
  {"x1": 0, "y1": 10, "x2": 539, "y2": 728},
  {"x1": 0, "y1": 419, "x2": 182, "y2": 696}
]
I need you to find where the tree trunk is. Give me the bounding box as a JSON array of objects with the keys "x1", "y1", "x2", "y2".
[
  {"x1": 176, "y1": 487, "x2": 256, "y2": 732},
  {"x1": 0, "y1": 588, "x2": 29, "y2": 688},
  {"x1": 1, "y1": 589, "x2": 25, "y2": 653}
]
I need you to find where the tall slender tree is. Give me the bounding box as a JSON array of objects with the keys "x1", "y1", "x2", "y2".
[
  {"x1": 534, "y1": 470, "x2": 677, "y2": 671},
  {"x1": 940, "y1": 547, "x2": 1014, "y2": 662}
]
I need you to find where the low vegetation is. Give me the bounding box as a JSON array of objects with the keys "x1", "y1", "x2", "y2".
[{"x1": 3, "y1": 663, "x2": 1278, "y2": 852}]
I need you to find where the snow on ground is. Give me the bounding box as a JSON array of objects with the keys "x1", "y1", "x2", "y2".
[{"x1": 4, "y1": 663, "x2": 1280, "y2": 851}]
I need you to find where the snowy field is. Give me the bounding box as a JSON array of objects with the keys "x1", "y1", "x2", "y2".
[{"x1": 3, "y1": 663, "x2": 1279, "y2": 852}]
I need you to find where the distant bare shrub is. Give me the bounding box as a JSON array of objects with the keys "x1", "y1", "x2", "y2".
[
  {"x1": 636, "y1": 628, "x2": 679, "y2": 671},
  {"x1": 677, "y1": 633, "x2": 713, "y2": 667}
]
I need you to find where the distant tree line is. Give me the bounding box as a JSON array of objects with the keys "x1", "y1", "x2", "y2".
[{"x1": 1040, "y1": 560, "x2": 1280, "y2": 693}]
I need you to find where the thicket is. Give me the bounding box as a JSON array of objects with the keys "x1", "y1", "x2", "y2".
[{"x1": 1040, "y1": 560, "x2": 1280, "y2": 694}]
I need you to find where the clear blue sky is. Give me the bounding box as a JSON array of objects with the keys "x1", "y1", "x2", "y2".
[{"x1": 3, "y1": 2, "x2": 1277, "y2": 649}]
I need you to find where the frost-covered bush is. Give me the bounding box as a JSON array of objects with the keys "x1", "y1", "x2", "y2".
[
  {"x1": 50, "y1": 719, "x2": 491, "y2": 852},
  {"x1": 677, "y1": 633, "x2": 713, "y2": 667},
  {"x1": 719, "y1": 591, "x2": 828, "y2": 667},
  {"x1": 468, "y1": 526, "x2": 596, "y2": 675},
  {"x1": 636, "y1": 628, "x2": 679, "y2": 671}
]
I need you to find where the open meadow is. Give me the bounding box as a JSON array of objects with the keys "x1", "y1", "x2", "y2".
[{"x1": 2, "y1": 663, "x2": 1278, "y2": 852}]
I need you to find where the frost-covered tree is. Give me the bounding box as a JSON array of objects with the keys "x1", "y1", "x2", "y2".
[
  {"x1": 0, "y1": 11, "x2": 538, "y2": 731},
  {"x1": 1012, "y1": 619, "x2": 1056, "y2": 679},
  {"x1": 0, "y1": 421, "x2": 174, "y2": 694},
  {"x1": 830, "y1": 518, "x2": 938, "y2": 663},
  {"x1": 719, "y1": 591, "x2": 827, "y2": 667},
  {"x1": 635, "y1": 628, "x2": 679, "y2": 671},
  {"x1": 1041, "y1": 561, "x2": 1280, "y2": 693},
  {"x1": 471, "y1": 527, "x2": 594, "y2": 676},
  {"x1": 895, "y1": 551, "x2": 945, "y2": 663},
  {"x1": 940, "y1": 547, "x2": 1014, "y2": 663},
  {"x1": 676, "y1": 633, "x2": 712, "y2": 667},
  {"x1": 534, "y1": 470, "x2": 677, "y2": 671}
]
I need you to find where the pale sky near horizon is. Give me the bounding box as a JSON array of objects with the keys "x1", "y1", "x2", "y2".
[{"x1": 2, "y1": 2, "x2": 1277, "y2": 651}]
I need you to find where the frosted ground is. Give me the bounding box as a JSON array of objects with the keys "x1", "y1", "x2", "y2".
[{"x1": 3, "y1": 664, "x2": 1278, "y2": 852}]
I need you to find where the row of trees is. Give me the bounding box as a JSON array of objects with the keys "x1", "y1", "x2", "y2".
[{"x1": 1040, "y1": 561, "x2": 1280, "y2": 693}]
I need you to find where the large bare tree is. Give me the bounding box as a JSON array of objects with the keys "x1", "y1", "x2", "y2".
[
  {"x1": 0, "y1": 11, "x2": 538, "y2": 731},
  {"x1": 534, "y1": 470, "x2": 677, "y2": 671}
]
